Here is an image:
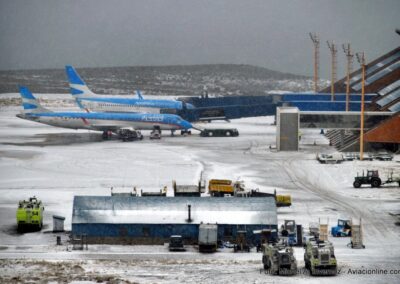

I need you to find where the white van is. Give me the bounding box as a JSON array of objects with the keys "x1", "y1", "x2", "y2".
[{"x1": 317, "y1": 152, "x2": 344, "y2": 164}]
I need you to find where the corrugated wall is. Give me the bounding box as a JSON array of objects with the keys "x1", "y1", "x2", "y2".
[{"x1": 72, "y1": 223, "x2": 278, "y2": 245}]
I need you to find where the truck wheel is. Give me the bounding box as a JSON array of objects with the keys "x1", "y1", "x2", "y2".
[
  {"x1": 353, "y1": 181, "x2": 361, "y2": 188},
  {"x1": 225, "y1": 131, "x2": 231, "y2": 137},
  {"x1": 208, "y1": 131, "x2": 213, "y2": 137}
]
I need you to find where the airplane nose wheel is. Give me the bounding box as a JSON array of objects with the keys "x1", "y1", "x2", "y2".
[{"x1": 102, "y1": 131, "x2": 112, "y2": 140}]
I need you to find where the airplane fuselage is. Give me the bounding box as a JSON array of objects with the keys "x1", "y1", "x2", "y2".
[
  {"x1": 17, "y1": 112, "x2": 191, "y2": 132},
  {"x1": 77, "y1": 97, "x2": 194, "y2": 114}
]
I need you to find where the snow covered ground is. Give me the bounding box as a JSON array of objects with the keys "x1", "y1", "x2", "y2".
[{"x1": 0, "y1": 100, "x2": 399, "y2": 283}]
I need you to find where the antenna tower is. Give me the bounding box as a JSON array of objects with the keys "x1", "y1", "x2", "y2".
[
  {"x1": 327, "y1": 41, "x2": 337, "y2": 101},
  {"x1": 342, "y1": 43, "x2": 354, "y2": 111},
  {"x1": 309, "y1": 32, "x2": 320, "y2": 93}
]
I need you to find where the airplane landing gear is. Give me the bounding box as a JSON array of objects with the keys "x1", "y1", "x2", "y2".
[
  {"x1": 102, "y1": 130, "x2": 113, "y2": 140},
  {"x1": 180, "y1": 130, "x2": 192, "y2": 136}
]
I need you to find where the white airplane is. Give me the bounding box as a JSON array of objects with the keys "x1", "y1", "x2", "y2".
[
  {"x1": 16, "y1": 86, "x2": 193, "y2": 134},
  {"x1": 65, "y1": 65, "x2": 195, "y2": 114}
]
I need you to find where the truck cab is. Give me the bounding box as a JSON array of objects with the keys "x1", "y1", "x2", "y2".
[{"x1": 331, "y1": 219, "x2": 352, "y2": 237}]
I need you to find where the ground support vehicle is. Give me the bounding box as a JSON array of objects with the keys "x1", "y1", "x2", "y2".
[
  {"x1": 150, "y1": 129, "x2": 161, "y2": 139},
  {"x1": 208, "y1": 179, "x2": 235, "y2": 196},
  {"x1": 372, "y1": 152, "x2": 393, "y2": 161},
  {"x1": 16, "y1": 196, "x2": 44, "y2": 232},
  {"x1": 316, "y1": 153, "x2": 343, "y2": 164},
  {"x1": 169, "y1": 235, "x2": 185, "y2": 251},
  {"x1": 234, "y1": 185, "x2": 292, "y2": 207},
  {"x1": 198, "y1": 224, "x2": 218, "y2": 253},
  {"x1": 141, "y1": 187, "x2": 167, "y2": 197},
  {"x1": 172, "y1": 180, "x2": 205, "y2": 197},
  {"x1": 381, "y1": 172, "x2": 400, "y2": 187},
  {"x1": 349, "y1": 219, "x2": 365, "y2": 249},
  {"x1": 309, "y1": 222, "x2": 319, "y2": 238},
  {"x1": 331, "y1": 219, "x2": 352, "y2": 237},
  {"x1": 245, "y1": 188, "x2": 292, "y2": 207},
  {"x1": 353, "y1": 170, "x2": 382, "y2": 188},
  {"x1": 117, "y1": 128, "x2": 143, "y2": 141},
  {"x1": 280, "y1": 220, "x2": 297, "y2": 246},
  {"x1": 352, "y1": 170, "x2": 399, "y2": 188},
  {"x1": 200, "y1": 128, "x2": 239, "y2": 137},
  {"x1": 304, "y1": 239, "x2": 337, "y2": 276},
  {"x1": 262, "y1": 242, "x2": 297, "y2": 275}
]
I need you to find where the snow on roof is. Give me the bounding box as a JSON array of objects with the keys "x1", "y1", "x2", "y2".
[
  {"x1": 72, "y1": 196, "x2": 277, "y2": 225},
  {"x1": 277, "y1": 107, "x2": 299, "y2": 113}
]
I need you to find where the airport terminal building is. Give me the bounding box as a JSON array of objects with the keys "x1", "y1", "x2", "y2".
[{"x1": 72, "y1": 196, "x2": 278, "y2": 244}]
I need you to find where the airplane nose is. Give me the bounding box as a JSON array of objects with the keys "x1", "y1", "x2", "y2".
[{"x1": 182, "y1": 120, "x2": 192, "y2": 129}]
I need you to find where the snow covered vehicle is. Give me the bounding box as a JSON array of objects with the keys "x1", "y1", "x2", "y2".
[
  {"x1": 262, "y1": 242, "x2": 297, "y2": 275},
  {"x1": 316, "y1": 153, "x2": 343, "y2": 164},
  {"x1": 304, "y1": 239, "x2": 337, "y2": 276}
]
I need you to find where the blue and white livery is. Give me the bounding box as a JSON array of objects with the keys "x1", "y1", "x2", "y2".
[
  {"x1": 65, "y1": 65, "x2": 194, "y2": 113},
  {"x1": 16, "y1": 86, "x2": 193, "y2": 132}
]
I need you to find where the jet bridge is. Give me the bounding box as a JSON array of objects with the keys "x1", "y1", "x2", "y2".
[{"x1": 299, "y1": 111, "x2": 393, "y2": 129}]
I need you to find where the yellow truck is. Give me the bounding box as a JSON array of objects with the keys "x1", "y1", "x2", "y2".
[
  {"x1": 16, "y1": 196, "x2": 44, "y2": 232},
  {"x1": 208, "y1": 179, "x2": 235, "y2": 196},
  {"x1": 209, "y1": 179, "x2": 292, "y2": 206},
  {"x1": 250, "y1": 189, "x2": 291, "y2": 207},
  {"x1": 275, "y1": 194, "x2": 292, "y2": 207}
]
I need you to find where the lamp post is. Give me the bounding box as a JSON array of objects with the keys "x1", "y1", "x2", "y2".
[{"x1": 356, "y1": 52, "x2": 366, "y2": 161}]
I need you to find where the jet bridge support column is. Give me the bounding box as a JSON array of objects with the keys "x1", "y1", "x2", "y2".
[
  {"x1": 340, "y1": 130, "x2": 345, "y2": 149},
  {"x1": 276, "y1": 107, "x2": 299, "y2": 151}
]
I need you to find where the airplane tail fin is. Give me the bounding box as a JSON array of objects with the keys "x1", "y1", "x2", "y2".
[
  {"x1": 18, "y1": 86, "x2": 50, "y2": 113},
  {"x1": 65, "y1": 65, "x2": 96, "y2": 99},
  {"x1": 136, "y1": 90, "x2": 144, "y2": 100}
]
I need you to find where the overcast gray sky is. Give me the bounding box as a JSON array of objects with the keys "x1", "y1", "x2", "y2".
[{"x1": 0, "y1": 0, "x2": 399, "y2": 78}]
